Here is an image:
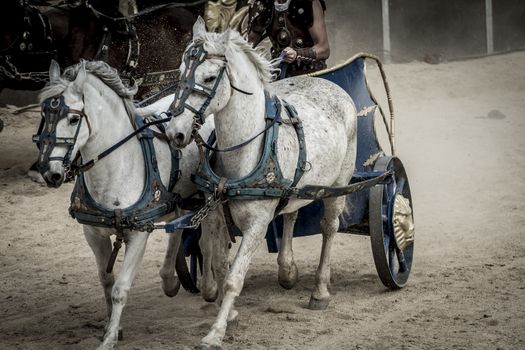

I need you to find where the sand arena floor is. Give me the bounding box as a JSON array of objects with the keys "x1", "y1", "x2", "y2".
[{"x1": 0, "y1": 52, "x2": 524, "y2": 349}]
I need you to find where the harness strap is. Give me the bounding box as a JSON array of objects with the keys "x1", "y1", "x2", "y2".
[
  {"x1": 216, "y1": 177, "x2": 237, "y2": 243},
  {"x1": 106, "y1": 208, "x2": 124, "y2": 273},
  {"x1": 86, "y1": 0, "x2": 209, "y2": 22},
  {"x1": 68, "y1": 113, "x2": 182, "y2": 233},
  {"x1": 217, "y1": 177, "x2": 233, "y2": 240},
  {"x1": 275, "y1": 100, "x2": 307, "y2": 214},
  {"x1": 148, "y1": 116, "x2": 182, "y2": 192},
  {"x1": 74, "y1": 115, "x2": 171, "y2": 173},
  {"x1": 196, "y1": 118, "x2": 277, "y2": 153},
  {"x1": 293, "y1": 170, "x2": 393, "y2": 199},
  {"x1": 94, "y1": 26, "x2": 112, "y2": 62},
  {"x1": 222, "y1": 202, "x2": 238, "y2": 243}
]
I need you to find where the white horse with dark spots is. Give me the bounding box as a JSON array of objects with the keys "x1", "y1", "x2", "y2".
[
  {"x1": 166, "y1": 18, "x2": 357, "y2": 349},
  {"x1": 34, "y1": 60, "x2": 215, "y2": 350}
]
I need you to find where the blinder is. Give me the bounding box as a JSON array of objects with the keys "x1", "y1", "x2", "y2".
[
  {"x1": 32, "y1": 95, "x2": 87, "y2": 175},
  {"x1": 170, "y1": 41, "x2": 227, "y2": 126},
  {"x1": 169, "y1": 40, "x2": 252, "y2": 131}
]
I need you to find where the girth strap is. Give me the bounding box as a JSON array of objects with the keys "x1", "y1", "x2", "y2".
[
  {"x1": 106, "y1": 209, "x2": 124, "y2": 273},
  {"x1": 217, "y1": 177, "x2": 237, "y2": 243},
  {"x1": 275, "y1": 100, "x2": 307, "y2": 214}
]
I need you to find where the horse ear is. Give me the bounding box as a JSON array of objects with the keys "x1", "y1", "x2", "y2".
[
  {"x1": 72, "y1": 62, "x2": 87, "y2": 94},
  {"x1": 49, "y1": 59, "x2": 61, "y2": 83},
  {"x1": 193, "y1": 16, "x2": 207, "y2": 39}
]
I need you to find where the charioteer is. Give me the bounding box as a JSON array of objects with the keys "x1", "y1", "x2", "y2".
[{"x1": 247, "y1": 0, "x2": 330, "y2": 77}]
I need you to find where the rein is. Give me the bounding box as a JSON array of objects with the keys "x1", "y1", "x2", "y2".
[
  {"x1": 194, "y1": 117, "x2": 276, "y2": 153},
  {"x1": 72, "y1": 114, "x2": 172, "y2": 174},
  {"x1": 86, "y1": 0, "x2": 209, "y2": 22},
  {"x1": 32, "y1": 94, "x2": 172, "y2": 177}
]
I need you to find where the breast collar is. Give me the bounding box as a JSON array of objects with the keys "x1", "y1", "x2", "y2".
[
  {"x1": 69, "y1": 114, "x2": 182, "y2": 232},
  {"x1": 192, "y1": 91, "x2": 307, "y2": 202}
]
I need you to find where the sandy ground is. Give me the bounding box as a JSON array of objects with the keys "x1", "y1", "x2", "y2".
[{"x1": 1, "y1": 52, "x2": 524, "y2": 350}]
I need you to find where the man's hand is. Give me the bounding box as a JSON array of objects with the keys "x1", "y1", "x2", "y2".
[{"x1": 282, "y1": 47, "x2": 298, "y2": 63}]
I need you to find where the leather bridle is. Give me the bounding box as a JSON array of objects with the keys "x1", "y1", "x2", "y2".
[
  {"x1": 169, "y1": 40, "x2": 252, "y2": 134},
  {"x1": 32, "y1": 95, "x2": 90, "y2": 176}
]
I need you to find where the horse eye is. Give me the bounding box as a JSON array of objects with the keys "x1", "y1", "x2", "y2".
[
  {"x1": 69, "y1": 115, "x2": 80, "y2": 125},
  {"x1": 203, "y1": 76, "x2": 217, "y2": 84}
]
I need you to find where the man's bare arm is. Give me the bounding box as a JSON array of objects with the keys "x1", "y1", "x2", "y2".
[{"x1": 308, "y1": 0, "x2": 330, "y2": 60}]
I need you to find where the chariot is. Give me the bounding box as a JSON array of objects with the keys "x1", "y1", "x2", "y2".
[{"x1": 169, "y1": 53, "x2": 416, "y2": 291}]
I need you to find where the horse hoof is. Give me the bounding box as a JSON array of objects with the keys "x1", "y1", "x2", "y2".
[
  {"x1": 27, "y1": 169, "x2": 45, "y2": 184},
  {"x1": 308, "y1": 296, "x2": 330, "y2": 310},
  {"x1": 227, "y1": 309, "x2": 238, "y2": 322},
  {"x1": 202, "y1": 286, "x2": 219, "y2": 303},
  {"x1": 162, "y1": 279, "x2": 181, "y2": 298},
  {"x1": 278, "y1": 263, "x2": 299, "y2": 290},
  {"x1": 118, "y1": 329, "x2": 123, "y2": 341}
]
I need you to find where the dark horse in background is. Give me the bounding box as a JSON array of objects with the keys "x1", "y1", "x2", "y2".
[
  {"x1": 0, "y1": 0, "x2": 70, "y2": 91},
  {"x1": 0, "y1": 0, "x2": 202, "y2": 97},
  {"x1": 0, "y1": 0, "x2": 201, "y2": 178}
]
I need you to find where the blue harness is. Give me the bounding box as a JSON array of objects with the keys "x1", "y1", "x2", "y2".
[
  {"x1": 192, "y1": 91, "x2": 307, "y2": 204},
  {"x1": 69, "y1": 114, "x2": 182, "y2": 232}
]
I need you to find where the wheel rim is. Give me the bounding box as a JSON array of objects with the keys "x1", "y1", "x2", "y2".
[{"x1": 370, "y1": 156, "x2": 415, "y2": 289}]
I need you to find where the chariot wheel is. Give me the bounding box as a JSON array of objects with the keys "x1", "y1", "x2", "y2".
[{"x1": 369, "y1": 156, "x2": 415, "y2": 289}]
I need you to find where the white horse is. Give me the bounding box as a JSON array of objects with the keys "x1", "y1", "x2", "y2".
[
  {"x1": 36, "y1": 60, "x2": 215, "y2": 350},
  {"x1": 166, "y1": 18, "x2": 357, "y2": 349}
]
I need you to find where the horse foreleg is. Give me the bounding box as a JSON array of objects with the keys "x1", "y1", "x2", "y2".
[
  {"x1": 277, "y1": 211, "x2": 299, "y2": 289},
  {"x1": 200, "y1": 209, "x2": 272, "y2": 349},
  {"x1": 98, "y1": 230, "x2": 150, "y2": 350},
  {"x1": 308, "y1": 197, "x2": 344, "y2": 310},
  {"x1": 200, "y1": 209, "x2": 222, "y2": 303},
  {"x1": 83, "y1": 226, "x2": 115, "y2": 320},
  {"x1": 159, "y1": 230, "x2": 182, "y2": 297},
  {"x1": 212, "y1": 217, "x2": 231, "y2": 307},
  {"x1": 200, "y1": 207, "x2": 231, "y2": 304}
]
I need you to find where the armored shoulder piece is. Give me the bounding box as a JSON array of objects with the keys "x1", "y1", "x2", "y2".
[{"x1": 287, "y1": 0, "x2": 315, "y2": 28}]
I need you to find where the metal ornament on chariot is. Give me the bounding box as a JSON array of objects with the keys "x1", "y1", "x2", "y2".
[{"x1": 393, "y1": 194, "x2": 415, "y2": 251}]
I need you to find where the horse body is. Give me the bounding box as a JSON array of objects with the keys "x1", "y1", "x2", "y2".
[
  {"x1": 37, "y1": 60, "x2": 214, "y2": 350},
  {"x1": 166, "y1": 19, "x2": 357, "y2": 348}
]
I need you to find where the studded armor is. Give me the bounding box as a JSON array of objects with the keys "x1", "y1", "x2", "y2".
[{"x1": 248, "y1": 0, "x2": 327, "y2": 76}]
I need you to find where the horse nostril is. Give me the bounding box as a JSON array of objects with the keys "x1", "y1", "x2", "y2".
[
  {"x1": 175, "y1": 133, "x2": 185, "y2": 145},
  {"x1": 51, "y1": 173, "x2": 62, "y2": 183}
]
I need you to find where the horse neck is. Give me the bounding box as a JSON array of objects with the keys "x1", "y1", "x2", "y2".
[
  {"x1": 214, "y1": 59, "x2": 267, "y2": 179},
  {"x1": 80, "y1": 76, "x2": 145, "y2": 207}
]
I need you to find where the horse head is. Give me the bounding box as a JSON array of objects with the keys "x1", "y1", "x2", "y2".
[
  {"x1": 165, "y1": 17, "x2": 234, "y2": 148},
  {"x1": 34, "y1": 59, "x2": 137, "y2": 188},
  {"x1": 168, "y1": 17, "x2": 277, "y2": 148},
  {"x1": 33, "y1": 60, "x2": 91, "y2": 187}
]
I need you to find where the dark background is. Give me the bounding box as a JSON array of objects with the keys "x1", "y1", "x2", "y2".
[
  {"x1": 326, "y1": 0, "x2": 525, "y2": 63},
  {"x1": 2, "y1": 0, "x2": 525, "y2": 105}
]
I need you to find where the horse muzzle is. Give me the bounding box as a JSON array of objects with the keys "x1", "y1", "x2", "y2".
[
  {"x1": 166, "y1": 124, "x2": 190, "y2": 149},
  {"x1": 42, "y1": 168, "x2": 65, "y2": 188}
]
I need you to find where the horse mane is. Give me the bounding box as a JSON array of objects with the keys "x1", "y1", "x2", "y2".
[
  {"x1": 198, "y1": 30, "x2": 277, "y2": 85},
  {"x1": 39, "y1": 60, "x2": 138, "y2": 119}
]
